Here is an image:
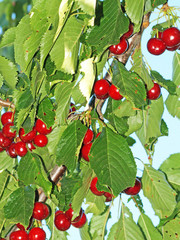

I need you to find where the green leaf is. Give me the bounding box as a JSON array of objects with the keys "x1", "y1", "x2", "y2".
[
  {"x1": 79, "y1": 221, "x2": 91, "y2": 240},
  {"x1": 85, "y1": 191, "x2": 106, "y2": 215},
  {"x1": 151, "y1": 0, "x2": 166, "y2": 9},
  {"x1": 106, "y1": 114, "x2": 129, "y2": 135},
  {"x1": 15, "y1": 88, "x2": 34, "y2": 111},
  {"x1": 138, "y1": 213, "x2": 162, "y2": 240},
  {"x1": 142, "y1": 164, "x2": 177, "y2": 218},
  {"x1": 0, "y1": 56, "x2": 17, "y2": 89},
  {"x1": 56, "y1": 120, "x2": 87, "y2": 171},
  {"x1": 86, "y1": 0, "x2": 129, "y2": 53},
  {"x1": 163, "y1": 218, "x2": 180, "y2": 240},
  {"x1": 4, "y1": 186, "x2": 35, "y2": 228},
  {"x1": 108, "y1": 203, "x2": 144, "y2": 240},
  {"x1": 125, "y1": 111, "x2": 143, "y2": 136},
  {"x1": 90, "y1": 127, "x2": 137, "y2": 196},
  {"x1": 160, "y1": 119, "x2": 168, "y2": 136},
  {"x1": 113, "y1": 62, "x2": 147, "y2": 108},
  {"x1": 75, "y1": 0, "x2": 96, "y2": 16},
  {"x1": 0, "y1": 171, "x2": 9, "y2": 199},
  {"x1": 0, "y1": 151, "x2": 16, "y2": 172},
  {"x1": 0, "y1": 27, "x2": 16, "y2": 48}
]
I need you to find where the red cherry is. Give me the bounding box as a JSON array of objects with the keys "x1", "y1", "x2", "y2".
[
  {"x1": 27, "y1": 142, "x2": 36, "y2": 151},
  {"x1": 65, "y1": 207, "x2": 83, "y2": 222},
  {"x1": 104, "y1": 192, "x2": 114, "y2": 202},
  {"x1": 72, "y1": 212, "x2": 87, "y2": 228},
  {"x1": 33, "y1": 134, "x2": 48, "y2": 147},
  {"x1": 90, "y1": 177, "x2": 105, "y2": 196},
  {"x1": 28, "y1": 227, "x2": 46, "y2": 240},
  {"x1": 83, "y1": 129, "x2": 94, "y2": 145},
  {"x1": 81, "y1": 142, "x2": 92, "y2": 162},
  {"x1": 14, "y1": 141, "x2": 27, "y2": 157},
  {"x1": 0, "y1": 131, "x2": 12, "y2": 148},
  {"x1": 96, "y1": 132, "x2": 101, "y2": 139},
  {"x1": 10, "y1": 230, "x2": 28, "y2": 240},
  {"x1": 16, "y1": 223, "x2": 25, "y2": 231},
  {"x1": 108, "y1": 84, "x2": 123, "y2": 100},
  {"x1": 155, "y1": 31, "x2": 163, "y2": 39},
  {"x1": 109, "y1": 38, "x2": 128, "y2": 55},
  {"x1": 147, "y1": 38, "x2": 166, "y2": 55},
  {"x1": 1, "y1": 111, "x2": 14, "y2": 125},
  {"x1": 6, "y1": 142, "x2": 17, "y2": 158},
  {"x1": 35, "y1": 119, "x2": 52, "y2": 135},
  {"x1": 19, "y1": 127, "x2": 36, "y2": 143},
  {"x1": 147, "y1": 82, "x2": 161, "y2": 100},
  {"x1": 166, "y1": 43, "x2": 180, "y2": 51},
  {"x1": 2, "y1": 122, "x2": 16, "y2": 139},
  {"x1": 55, "y1": 210, "x2": 64, "y2": 217},
  {"x1": 93, "y1": 79, "x2": 110, "y2": 99},
  {"x1": 54, "y1": 213, "x2": 71, "y2": 231},
  {"x1": 122, "y1": 23, "x2": 134, "y2": 39},
  {"x1": 32, "y1": 202, "x2": 50, "y2": 220},
  {"x1": 0, "y1": 146, "x2": 4, "y2": 152},
  {"x1": 162, "y1": 27, "x2": 180, "y2": 47},
  {"x1": 123, "y1": 178, "x2": 141, "y2": 195}
]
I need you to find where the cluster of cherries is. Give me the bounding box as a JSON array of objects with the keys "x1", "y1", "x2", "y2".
[
  {"x1": 147, "y1": 27, "x2": 180, "y2": 55},
  {"x1": 0, "y1": 111, "x2": 52, "y2": 158}
]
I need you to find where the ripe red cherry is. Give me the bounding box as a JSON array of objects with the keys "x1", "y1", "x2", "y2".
[
  {"x1": 109, "y1": 38, "x2": 128, "y2": 55},
  {"x1": 108, "y1": 84, "x2": 123, "y2": 100},
  {"x1": 123, "y1": 178, "x2": 141, "y2": 195},
  {"x1": 90, "y1": 177, "x2": 105, "y2": 196},
  {"x1": 83, "y1": 129, "x2": 94, "y2": 145},
  {"x1": 147, "y1": 38, "x2": 166, "y2": 55},
  {"x1": 166, "y1": 44, "x2": 180, "y2": 51},
  {"x1": 19, "y1": 127, "x2": 36, "y2": 143},
  {"x1": 104, "y1": 192, "x2": 114, "y2": 202},
  {"x1": 81, "y1": 142, "x2": 92, "y2": 162},
  {"x1": 162, "y1": 27, "x2": 180, "y2": 47},
  {"x1": 93, "y1": 79, "x2": 110, "y2": 99},
  {"x1": 65, "y1": 207, "x2": 83, "y2": 222},
  {"x1": 0, "y1": 131, "x2": 12, "y2": 148},
  {"x1": 122, "y1": 23, "x2": 134, "y2": 39},
  {"x1": 2, "y1": 122, "x2": 16, "y2": 139},
  {"x1": 147, "y1": 82, "x2": 161, "y2": 100},
  {"x1": 72, "y1": 212, "x2": 87, "y2": 228},
  {"x1": 55, "y1": 210, "x2": 63, "y2": 217},
  {"x1": 10, "y1": 230, "x2": 28, "y2": 240},
  {"x1": 27, "y1": 142, "x2": 36, "y2": 151},
  {"x1": 16, "y1": 223, "x2": 25, "y2": 231},
  {"x1": 54, "y1": 213, "x2": 71, "y2": 231},
  {"x1": 14, "y1": 141, "x2": 27, "y2": 157},
  {"x1": 35, "y1": 119, "x2": 52, "y2": 135},
  {"x1": 6, "y1": 142, "x2": 17, "y2": 158},
  {"x1": 28, "y1": 227, "x2": 46, "y2": 240},
  {"x1": 32, "y1": 202, "x2": 50, "y2": 220},
  {"x1": 1, "y1": 111, "x2": 14, "y2": 125},
  {"x1": 33, "y1": 134, "x2": 48, "y2": 147}
]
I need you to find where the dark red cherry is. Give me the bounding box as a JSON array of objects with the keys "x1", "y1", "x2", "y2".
[
  {"x1": 28, "y1": 227, "x2": 46, "y2": 240},
  {"x1": 93, "y1": 79, "x2": 110, "y2": 99},
  {"x1": 0, "y1": 131, "x2": 12, "y2": 148},
  {"x1": 147, "y1": 38, "x2": 166, "y2": 55},
  {"x1": 123, "y1": 178, "x2": 141, "y2": 195},
  {"x1": 104, "y1": 192, "x2": 114, "y2": 202},
  {"x1": 19, "y1": 127, "x2": 36, "y2": 143},
  {"x1": 72, "y1": 212, "x2": 87, "y2": 228},
  {"x1": 27, "y1": 142, "x2": 36, "y2": 151},
  {"x1": 1, "y1": 111, "x2": 14, "y2": 125},
  {"x1": 35, "y1": 119, "x2": 52, "y2": 135},
  {"x1": 54, "y1": 213, "x2": 71, "y2": 231},
  {"x1": 55, "y1": 210, "x2": 64, "y2": 217},
  {"x1": 162, "y1": 27, "x2": 180, "y2": 47},
  {"x1": 122, "y1": 23, "x2": 134, "y2": 39},
  {"x1": 81, "y1": 143, "x2": 92, "y2": 162},
  {"x1": 6, "y1": 142, "x2": 17, "y2": 158},
  {"x1": 109, "y1": 38, "x2": 128, "y2": 55},
  {"x1": 83, "y1": 129, "x2": 94, "y2": 145},
  {"x1": 16, "y1": 223, "x2": 25, "y2": 231},
  {"x1": 2, "y1": 122, "x2": 16, "y2": 139},
  {"x1": 0, "y1": 146, "x2": 4, "y2": 152},
  {"x1": 10, "y1": 230, "x2": 28, "y2": 240},
  {"x1": 90, "y1": 177, "x2": 105, "y2": 196},
  {"x1": 108, "y1": 84, "x2": 123, "y2": 100},
  {"x1": 32, "y1": 202, "x2": 50, "y2": 220},
  {"x1": 33, "y1": 134, "x2": 48, "y2": 147},
  {"x1": 14, "y1": 141, "x2": 27, "y2": 157},
  {"x1": 147, "y1": 82, "x2": 161, "y2": 100},
  {"x1": 166, "y1": 43, "x2": 180, "y2": 51}
]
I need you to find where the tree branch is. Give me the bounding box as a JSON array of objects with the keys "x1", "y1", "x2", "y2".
[{"x1": 0, "y1": 99, "x2": 15, "y2": 109}]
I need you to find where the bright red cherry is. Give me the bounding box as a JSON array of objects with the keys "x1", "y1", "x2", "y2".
[
  {"x1": 104, "y1": 192, "x2": 114, "y2": 202},
  {"x1": 27, "y1": 142, "x2": 36, "y2": 151},
  {"x1": 122, "y1": 23, "x2": 134, "y2": 39},
  {"x1": 55, "y1": 210, "x2": 64, "y2": 217},
  {"x1": 72, "y1": 212, "x2": 87, "y2": 228},
  {"x1": 109, "y1": 38, "x2": 128, "y2": 55},
  {"x1": 2, "y1": 122, "x2": 16, "y2": 139},
  {"x1": 162, "y1": 27, "x2": 180, "y2": 47},
  {"x1": 1, "y1": 111, "x2": 14, "y2": 125},
  {"x1": 32, "y1": 202, "x2": 50, "y2": 220},
  {"x1": 147, "y1": 38, "x2": 166, "y2": 55},
  {"x1": 14, "y1": 141, "x2": 27, "y2": 157},
  {"x1": 81, "y1": 142, "x2": 92, "y2": 162},
  {"x1": 93, "y1": 79, "x2": 110, "y2": 99},
  {"x1": 0, "y1": 131, "x2": 12, "y2": 148},
  {"x1": 54, "y1": 213, "x2": 71, "y2": 231},
  {"x1": 65, "y1": 207, "x2": 83, "y2": 222},
  {"x1": 123, "y1": 178, "x2": 141, "y2": 195},
  {"x1": 90, "y1": 177, "x2": 105, "y2": 196},
  {"x1": 108, "y1": 84, "x2": 123, "y2": 100},
  {"x1": 147, "y1": 82, "x2": 161, "y2": 100},
  {"x1": 28, "y1": 227, "x2": 46, "y2": 240},
  {"x1": 19, "y1": 127, "x2": 36, "y2": 143},
  {"x1": 10, "y1": 230, "x2": 28, "y2": 240},
  {"x1": 6, "y1": 142, "x2": 17, "y2": 158},
  {"x1": 166, "y1": 44, "x2": 180, "y2": 51},
  {"x1": 35, "y1": 119, "x2": 52, "y2": 135},
  {"x1": 33, "y1": 134, "x2": 48, "y2": 147},
  {"x1": 83, "y1": 129, "x2": 94, "y2": 145}
]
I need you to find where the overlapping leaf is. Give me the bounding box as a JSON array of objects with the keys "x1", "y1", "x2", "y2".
[
  {"x1": 0, "y1": 27, "x2": 16, "y2": 48},
  {"x1": 163, "y1": 218, "x2": 180, "y2": 240}
]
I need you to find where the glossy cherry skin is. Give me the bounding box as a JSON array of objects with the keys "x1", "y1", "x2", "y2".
[
  {"x1": 162, "y1": 27, "x2": 180, "y2": 47},
  {"x1": 81, "y1": 142, "x2": 92, "y2": 162},
  {"x1": 122, "y1": 23, "x2": 134, "y2": 39},
  {"x1": 19, "y1": 127, "x2": 36, "y2": 143},
  {"x1": 27, "y1": 142, "x2": 36, "y2": 151},
  {"x1": 147, "y1": 38, "x2": 166, "y2": 55},
  {"x1": 10, "y1": 230, "x2": 28, "y2": 240},
  {"x1": 72, "y1": 212, "x2": 87, "y2": 228},
  {"x1": 28, "y1": 227, "x2": 46, "y2": 240},
  {"x1": 32, "y1": 202, "x2": 50, "y2": 220},
  {"x1": 65, "y1": 207, "x2": 83, "y2": 222},
  {"x1": 83, "y1": 129, "x2": 94, "y2": 145},
  {"x1": 90, "y1": 177, "x2": 105, "y2": 196},
  {"x1": 147, "y1": 82, "x2": 161, "y2": 100},
  {"x1": 104, "y1": 192, "x2": 114, "y2": 202},
  {"x1": 166, "y1": 43, "x2": 180, "y2": 51},
  {"x1": 1, "y1": 111, "x2": 14, "y2": 125},
  {"x1": 54, "y1": 213, "x2": 71, "y2": 231},
  {"x1": 14, "y1": 141, "x2": 28, "y2": 157},
  {"x1": 6, "y1": 142, "x2": 17, "y2": 158},
  {"x1": 55, "y1": 210, "x2": 63, "y2": 217},
  {"x1": 108, "y1": 84, "x2": 123, "y2": 100},
  {"x1": 2, "y1": 122, "x2": 16, "y2": 139},
  {"x1": 35, "y1": 119, "x2": 52, "y2": 135},
  {"x1": 0, "y1": 131, "x2": 12, "y2": 148},
  {"x1": 109, "y1": 38, "x2": 128, "y2": 55},
  {"x1": 123, "y1": 178, "x2": 141, "y2": 195},
  {"x1": 93, "y1": 79, "x2": 110, "y2": 99},
  {"x1": 33, "y1": 134, "x2": 48, "y2": 147}
]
